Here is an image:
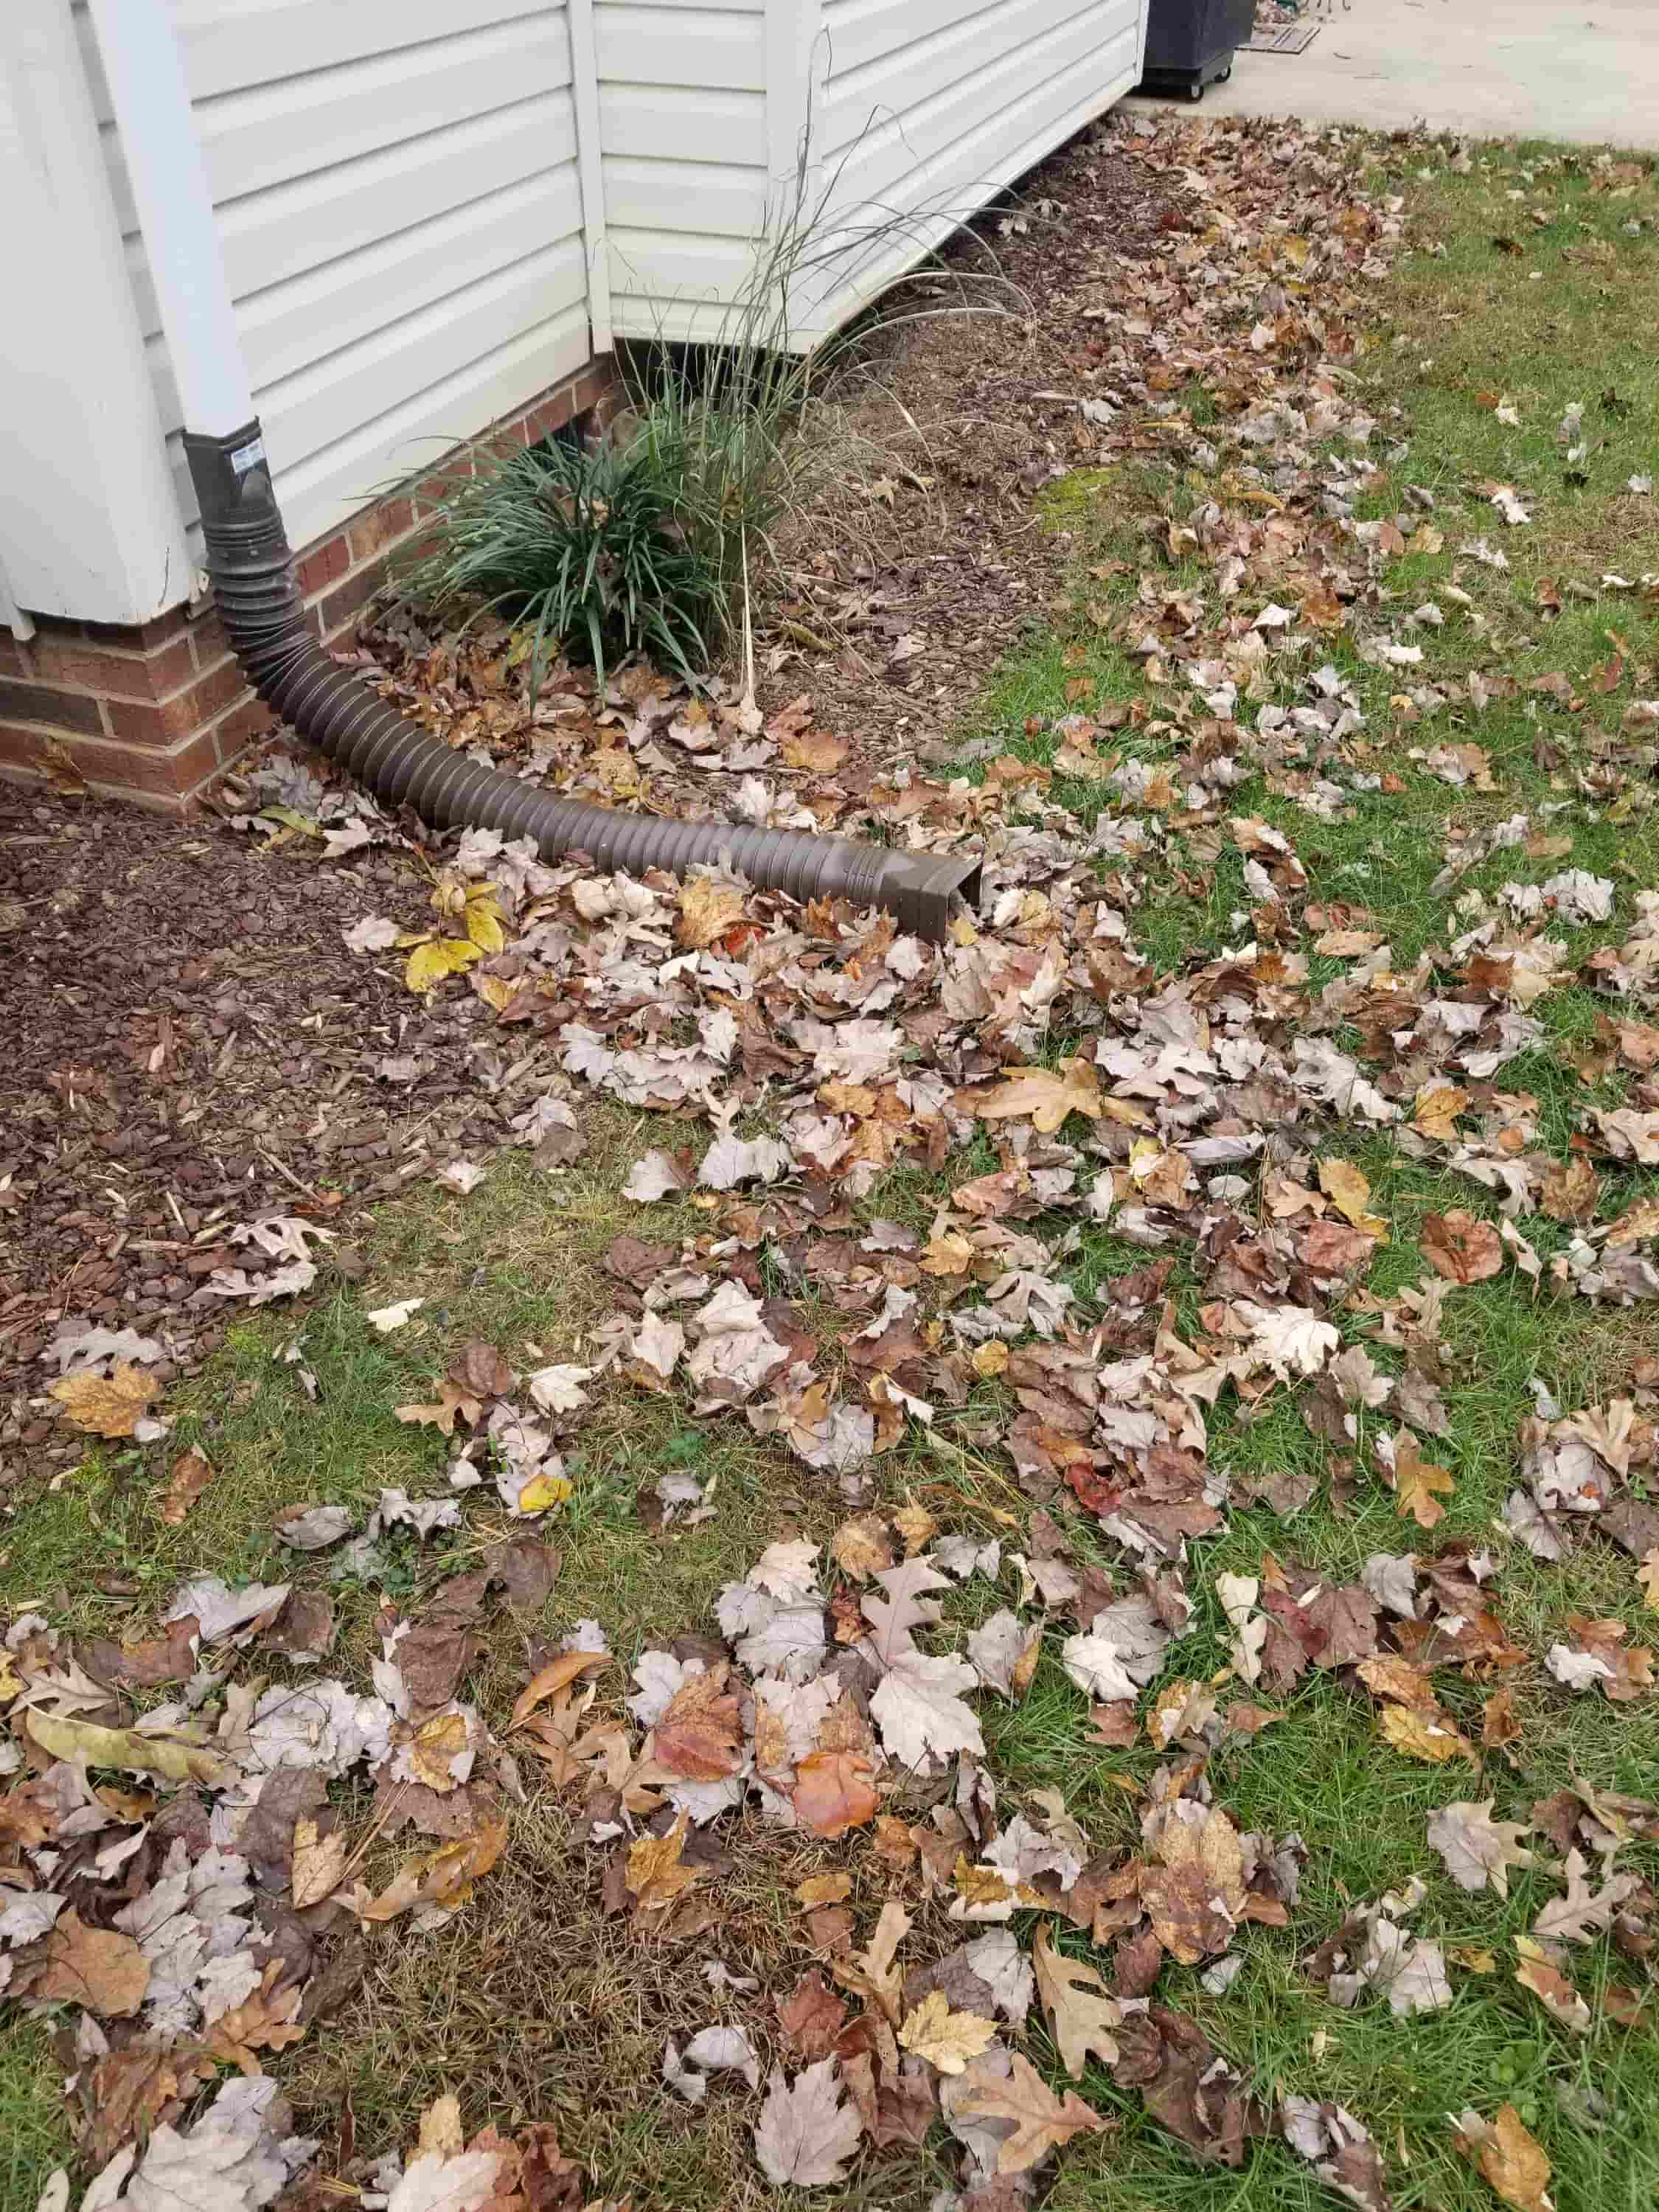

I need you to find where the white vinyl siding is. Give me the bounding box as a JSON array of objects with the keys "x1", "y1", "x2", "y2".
[
  {"x1": 76, "y1": 0, "x2": 597, "y2": 553},
  {"x1": 595, "y1": 0, "x2": 771, "y2": 342},
  {"x1": 800, "y1": 0, "x2": 1147, "y2": 342},
  {"x1": 600, "y1": 0, "x2": 1148, "y2": 346}
]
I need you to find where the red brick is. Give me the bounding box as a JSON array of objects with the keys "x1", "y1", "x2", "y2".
[
  {"x1": 0, "y1": 636, "x2": 29, "y2": 678},
  {"x1": 206, "y1": 695, "x2": 274, "y2": 762},
  {"x1": 347, "y1": 499, "x2": 414, "y2": 566},
  {"x1": 296, "y1": 534, "x2": 350, "y2": 599},
  {"x1": 102, "y1": 657, "x2": 246, "y2": 747},
  {"x1": 187, "y1": 610, "x2": 230, "y2": 670},
  {"x1": 316, "y1": 555, "x2": 392, "y2": 639},
  {"x1": 0, "y1": 722, "x2": 214, "y2": 807},
  {"x1": 80, "y1": 607, "x2": 189, "y2": 651},
  {"x1": 0, "y1": 676, "x2": 104, "y2": 737},
  {"x1": 27, "y1": 635, "x2": 194, "y2": 700}
]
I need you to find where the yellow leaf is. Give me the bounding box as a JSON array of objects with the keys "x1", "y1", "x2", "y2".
[
  {"x1": 26, "y1": 1709, "x2": 232, "y2": 1789},
  {"x1": 405, "y1": 937, "x2": 482, "y2": 993},
  {"x1": 409, "y1": 1709, "x2": 470, "y2": 1791},
  {"x1": 627, "y1": 1810, "x2": 698, "y2": 1913},
  {"x1": 898, "y1": 1989, "x2": 997, "y2": 2075},
  {"x1": 1391, "y1": 1430, "x2": 1455, "y2": 1529},
  {"x1": 1414, "y1": 1084, "x2": 1471, "y2": 1141},
  {"x1": 464, "y1": 888, "x2": 507, "y2": 953},
  {"x1": 1318, "y1": 1158, "x2": 1389, "y2": 1241},
  {"x1": 48, "y1": 1361, "x2": 160, "y2": 1439},
  {"x1": 1453, "y1": 2103, "x2": 1554, "y2": 2212},
  {"x1": 473, "y1": 973, "x2": 517, "y2": 1012},
  {"x1": 517, "y1": 1467, "x2": 573, "y2": 1514},
  {"x1": 1638, "y1": 1549, "x2": 1659, "y2": 1613},
  {"x1": 677, "y1": 877, "x2": 746, "y2": 950},
  {"x1": 1380, "y1": 1703, "x2": 1476, "y2": 1764}
]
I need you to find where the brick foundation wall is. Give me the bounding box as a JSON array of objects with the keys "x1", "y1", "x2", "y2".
[{"x1": 0, "y1": 355, "x2": 622, "y2": 813}]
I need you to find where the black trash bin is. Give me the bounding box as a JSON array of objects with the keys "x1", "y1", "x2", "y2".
[{"x1": 1141, "y1": 0, "x2": 1256, "y2": 100}]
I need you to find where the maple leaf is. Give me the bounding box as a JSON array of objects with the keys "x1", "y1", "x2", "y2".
[
  {"x1": 898, "y1": 1989, "x2": 997, "y2": 2075},
  {"x1": 626, "y1": 1812, "x2": 698, "y2": 1913},
  {"x1": 1033, "y1": 1921, "x2": 1121, "y2": 2078},
  {"x1": 1388, "y1": 1429, "x2": 1455, "y2": 1529},
  {"x1": 869, "y1": 1649, "x2": 985, "y2": 1767},
  {"x1": 1549, "y1": 1613, "x2": 1655, "y2": 1702},
  {"x1": 830, "y1": 1513, "x2": 893, "y2": 1580},
  {"x1": 1234, "y1": 1301, "x2": 1340, "y2": 1379},
  {"x1": 34, "y1": 1909, "x2": 150, "y2": 2017},
  {"x1": 79, "y1": 2079, "x2": 310, "y2": 2212},
  {"x1": 969, "y1": 1057, "x2": 1106, "y2": 1134},
  {"x1": 1453, "y1": 2104, "x2": 1554, "y2": 2212},
  {"x1": 1061, "y1": 1592, "x2": 1169, "y2": 1703},
  {"x1": 1142, "y1": 1808, "x2": 1248, "y2": 1964},
  {"x1": 753, "y1": 2059, "x2": 865, "y2": 2185},
  {"x1": 652, "y1": 1666, "x2": 744, "y2": 1781},
  {"x1": 1380, "y1": 1703, "x2": 1478, "y2": 1764},
  {"x1": 291, "y1": 1815, "x2": 349, "y2": 1907},
  {"x1": 48, "y1": 1359, "x2": 160, "y2": 1438},
  {"x1": 967, "y1": 1610, "x2": 1043, "y2": 1700},
  {"x1": 1425, "y1": 1801, "x2": 1533, "y2": 1896},
  {"x1": 1421, "y1": 1210, "x2": 1503, "y2": 1284},
  {"x1": 957, "y1": 2051, "x2": 1109, "y2": 2174},
  {"x1": 777, "y1": 1971, "x2": 849, "y2": 2060}
]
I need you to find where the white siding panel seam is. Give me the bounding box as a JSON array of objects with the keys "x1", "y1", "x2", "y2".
[{"x1": 568, "y1": 0, "x2": 615, "y2": 352}]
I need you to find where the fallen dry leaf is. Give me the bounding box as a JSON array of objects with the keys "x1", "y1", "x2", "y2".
[
  {"x1": 1142, "y1": 1808, "x2": 1247, "y2": 1964},
  {"x1": 753, "y1": 2058, "x2": 865, "y2": 2186},
  {"x1": 35, "y1": 1910, "x2": 150, "y2": 2017},
  {"x1": 1453, "y1": 2104, "x2": 1554, "y2": 2212},
  {"x1": 627, "y1": 1812, "x2": 698, "y2": 1913},
  {"x1": 970, "y1": 1057, "x2": 1107, "y2": 1135},
  {"x1": 1389, "y1": 1429, "x2": 1456, "y2": 1530},
  {"x1": 1426, "y1": 1801, "x2": 1533, "y2": 1896},
  {"x1": 157, "y1": 1447, "x2": 213, "y2": 1524},
  {"x1": 1421, "y1": 1210, "x2": 1503, "y2": 1284},
  {"x1": 957, "y1": 2050, "x2": 1109, "y2": 2174},
  {"x1": 897, "y1": 1989, "x2": 996, "y2": 2075},
  {"x1": 1033, "y1": 1921, "x2": 1121, "y2": 2078},
  {"x1": 1319, "y1": 1158, "x2": 1388, "y2": 1240},
  {"x1": 47, "y1": 1360, "x2": 160, "y2": 1438}
]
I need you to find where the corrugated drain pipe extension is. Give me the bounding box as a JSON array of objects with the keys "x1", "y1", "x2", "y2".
[{"x1": 182, "y1": 428, "x2": 982, "y2": 942}]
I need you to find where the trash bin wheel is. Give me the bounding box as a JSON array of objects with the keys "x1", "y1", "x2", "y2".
[{"x1": 1187, "y1": 80, "x2": 1203, "y2": 100}]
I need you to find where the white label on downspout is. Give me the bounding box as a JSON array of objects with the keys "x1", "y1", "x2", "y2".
[{"x1": 229, "y1": 435, "x2": 267, "y2": 476}]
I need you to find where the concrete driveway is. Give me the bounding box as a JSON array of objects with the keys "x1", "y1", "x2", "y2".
[{"x1": 1130, "y1": 0, "x2": 1659, "y2": 150}]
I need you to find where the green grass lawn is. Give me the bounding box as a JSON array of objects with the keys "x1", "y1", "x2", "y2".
[{"x1": 5, "y1": 131, "x2": 1658, "y2": 2212}]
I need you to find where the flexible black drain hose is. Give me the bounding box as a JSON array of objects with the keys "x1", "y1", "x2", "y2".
[{"x1": 183, "y1": 423, "x2": 981, "y2": 940}]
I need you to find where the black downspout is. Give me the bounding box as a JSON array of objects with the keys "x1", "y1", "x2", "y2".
[{"x1": 183, "y1": 424, "x2": 981, "y2": 941}]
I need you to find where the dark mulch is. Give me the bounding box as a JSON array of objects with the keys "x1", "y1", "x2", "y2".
[
  {"x1": 765, "y1": 131, "x2": 1182, "y2": 750},
  {"x1": 0, "y1": 786, "x2": 503, "y2": 1487}
]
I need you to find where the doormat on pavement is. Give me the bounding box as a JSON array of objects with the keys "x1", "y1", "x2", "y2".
[{"x1": 1244, "y1": 24, "x2": 1321, "y2": 52}]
